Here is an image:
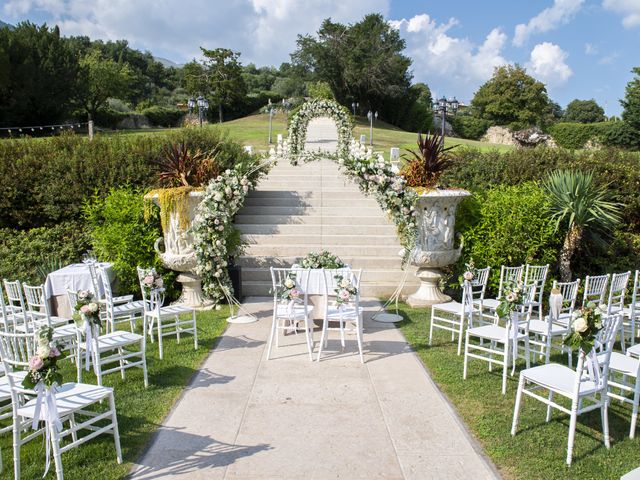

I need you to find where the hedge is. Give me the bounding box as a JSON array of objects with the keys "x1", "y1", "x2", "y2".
[
  {"x1": 450, "y1": 115, "x2": 491, "y2": 140},
  {"x1": 139, "y1": 106, "x2": 184, "y2": 127},
  {"x1": 547, "y1": 121, "x2": 640, "y2": 150}
]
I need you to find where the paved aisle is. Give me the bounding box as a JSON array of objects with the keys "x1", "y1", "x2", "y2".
[{"x1": 129, "y1": 299, "x2": 499, "y2": 479}]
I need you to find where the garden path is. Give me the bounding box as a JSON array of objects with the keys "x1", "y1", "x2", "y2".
[{"x1": 129, "y1": 298, "x2": 499, "y2": 479}]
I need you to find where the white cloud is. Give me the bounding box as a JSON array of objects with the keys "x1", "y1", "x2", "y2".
[
  {"x1": 1, "y1": 0, "x2": 390, "y2": 65},
  {"x1": 584, "y1": 42, "x2": 598, "y2": 55},
  {"x1": 526, "y1": 42, "x2": 573, "y2": 86},
  {"x1": 513, "y1": 0, "x2": 584, "y2": 46},
  {"x1": 391, "y1": 14, "x2": 509, "y2": 101},
  {"x1": 603, "y1": 0, "x2": 640, "y2": 28}
]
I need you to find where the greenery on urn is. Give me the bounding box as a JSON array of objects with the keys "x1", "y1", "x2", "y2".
[{"x1": 400, "y1": 131, "x2": 456, "y2": 190}]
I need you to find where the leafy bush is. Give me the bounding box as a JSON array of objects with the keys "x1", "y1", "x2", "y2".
[
  {"x1": 83, "y1": 188, "x2": 177, "y2": 298},
  {"x1": 93, "y1": 108, "x2": 131, "y2": 129},
  {"x1": 455, "y1": 183, "x2": 561, "y2": 293},
  {"x1": 599, "y1": 121, "x2": 640, "y2": 150},
  {"x1": 0, "y1": 221, "x2": 90, "y2": 284},
  {"x1": 547, "y1": 122, "x2": 602, "y2": 149},
  {"x1": 450, "y1": 115, "x2": 491, "y2": 140},
  {"x1": 140, "y1": 106, "x2": 184, "y2": 127}
]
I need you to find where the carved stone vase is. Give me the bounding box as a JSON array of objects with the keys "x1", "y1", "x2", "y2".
[
  {"x1": 406, "y1": 189, "x2": 471, "y2": 307},
  {"x1": 150, "y1": 191, "x2": 213, "y2": 309}
]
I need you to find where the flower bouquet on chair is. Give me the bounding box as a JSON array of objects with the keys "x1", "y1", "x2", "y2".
[
  {"x1": 279, "y1": 273, "x2": 304, "y2": 334},
  {"x1": 496, "y1": 281, "x2": 527, "y2": 319},
  {"x1": 458, "y1": 259, "x2": 476, "y2": 286},
  {"x1": 141, "y1": 270, "x2": 165, "y2": 296},
  {"x1": 334, "y1": 274, "x2": 358, "y2": 308},
  {"x1": 23, "y1": 326, "x2": 65, "y2": 390},
  {"x1": 564, "y1": 302, "x2": 605, "y2": 353},
  {"x1": 72, "y1": 290, "x2": 103, "y2": 371}
]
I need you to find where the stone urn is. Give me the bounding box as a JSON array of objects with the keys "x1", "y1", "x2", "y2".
[
  {"x1": 406, "y1": 189, "x2": 471, "y2": 307},
  {"x1": 150, "y1": 191, "x2": 213, "y2": 309}
]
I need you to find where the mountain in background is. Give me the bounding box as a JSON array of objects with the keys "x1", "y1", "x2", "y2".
[
  {"x1": 154, "y1": 56, "x2": 183, "y2": 68},
  {"x1": 0, "y1": 20, "x2": 14, "y2": 30}
]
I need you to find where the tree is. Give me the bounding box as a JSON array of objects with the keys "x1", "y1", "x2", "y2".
[
  {"x1": 622, "y1": 67, "x2": 640, "y2": 131},
  {"x1": 307, "y1": 81, "x2": 334, "y2": 100},
  {"x1": 200, "y1": 48, "x2": 247, "y2": 123},
  {"x1": 563, "y1": 99, "x2": 605, "y2": 123},
  {"x1": 0, "y1": 22, "x2": 78, "y2": 127},
  {"x1": 76, "y1": 50, "x2": 132, "y2": 120},
  {"x1": 292, "y1": 14, "x2": 412, "y2": 123},
  {"x1": 543, "y1": 170, "x2": 622, "y2": 281},
  {"x1": 471, "y1": 65, "x2": 552, "y2": 128}
]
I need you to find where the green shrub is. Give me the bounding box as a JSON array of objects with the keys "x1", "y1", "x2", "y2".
[
  {"x1": 450, "y1": 116, "x2": 491, "y2": 140},
  {"x1": 0, "y1": 221, "x2": 90, "y2": 284},
  {"x1": 83, "y1": 188, "x2": 177, "y2": 298},
  {"x1": 455, "y1": 183, "x2": 561, "y2": 294},
  {"x1": 140, "y1": 106, "x2": 184, "y2": 127},
  {"x1": 547, "y1": 122, "x2": 601, "y2": 149},
  {"x1": 599, "y1": 121, "x2": 640, "y2": 150},
  {"x1": 93, "y1": 108, "x2": 130, "y2": 129}
]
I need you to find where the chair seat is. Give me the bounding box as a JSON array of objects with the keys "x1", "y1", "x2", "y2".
[
  {"x1": 326, "y1": 305, "x2": 363, "y2": 321},
  {"x1": 79, "y1": 331, "x2": 143, "y2": 352},
  {"x1": 146, "y1": 304, "x2": 194, "y2": 318},
  {"x1": 18, "y1": 382, "x2": 113, "y2": 420},
  {"x1": 521, "y1": 363, "x2": 597, "y2": 397},
  {"x1": 550, "y1": 313, "x2": 573, "y2": 328},
  {"x1": 600, "y1": 352, "x2": 639, "y2": 378},
  {"x1": 628, "y1": 344, "x2": 640, "y2": 358},
  {"x1": 476, "y1": 298, "x2": 500, "y2": 310},
  {"x1": 99, "y1": 295, "x2": 134, "y2": 306},
  {"x1": 276, "y1": 303, "x2": 313, "y2": 319},
  {"x1": 467, "y1": 324, "x2": 528, "y2": 342},
  {"x1": 433, "y1": 301, "x2": 478, "y2": 315},
  {"x1": 0, "y1": 371, "x2": 27, "y2": 400},
  {"x1": 113, "y1": 300, "x2": 145, "y2": 316},
  {"x1": 529, "y1": 320, "x2": 568, "y2": 336},
  {"x1": 53, "y1": 324, "x2": 77, "y2": 340}
]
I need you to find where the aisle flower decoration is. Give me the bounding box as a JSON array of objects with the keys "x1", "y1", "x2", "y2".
[
  {"x1": 300, "y1": 251, "x2": 346, "y2": 269},
  {"x1": 22, "y1": 326, "x2": 65, "y2": 390},
  {"x1": 563, "y1": 302, "x2": 605, "y2": 352},
  {"x1": 496, "y1": 281, "x2": 527, "y2": 319},
  {"x1": 73, "y1": 290, "x2": 102, "y2": 329},
  {"x1": 458, "y1": 259, "x2": 475, "y2": 285},
  {"x1": 279, "y1": 273, "x2": 302, "y2": 302},
  {"x1": 334, "y1": 274, "x2": 358, "y2": 306},
  {"x1": 141, "y1": 270, "x2": 165, "y2": 296}
]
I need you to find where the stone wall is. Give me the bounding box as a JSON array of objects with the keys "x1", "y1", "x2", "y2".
[{"x1": 481, "y1": 126, "x2": 517, "y2": 146}]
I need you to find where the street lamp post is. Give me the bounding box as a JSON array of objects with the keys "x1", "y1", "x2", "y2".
[
  {"x1": 351, "y1": 101, "x2": 359, "y2": 116},
  {"x1": 367, "y1": 110, "x2": 378, "y2": 146},
  {"x1": 433, "y1": 96, "x2": 459, "y2": 143},
  {"x1": 195, "y1": 96, "x2": 209, "y2": 127}
]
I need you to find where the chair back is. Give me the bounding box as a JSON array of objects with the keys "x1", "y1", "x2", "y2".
[
  {"x1": 577, "y1": 313, "x2": 623, "y2": 393},
  {"x1": 525, "y1": 264, "x2": 549, "y2": 305},
  {"x1": 23, "y1": 283, "x2": 54, "y2": 328},
  {"x1": 137, "y1": 266, "x2": 164, "y2": 312},
  {"x1": 99, "y1": 267, "x2": 116, "y2": 329},
  {"x1": 270, "y1": 267, "x2": 312, "y2": 311},
  {"x1": 87, "y1": 261, "x2": 103, "y2": 300},
  {"x1": 582, "y1": 274, "x2": 609, "y2": 307},
  {"x1": 0, "y1": 289, "x2": 11, "y2": 332},
  {"x1": 551, "y1": 279, "x2": 581, "y2": 321},
  {"x1": 497, "y1": 265, "x2": 524, "y2": 298},
  {"x1": 0, "y1": 330, "x2": 37, "y2": 403},
  {"x1": 607, "y1": 271, "x2": 631, "y2": 315},
  {"x1": 322, "y1": 268, "x2": 362, "y2": 315},
  {"x1": 471, "y1": 266, "x2": 491, "y2": 301},
  {"x1": 3, "y1": 279, "x2": 28, "y2": 330},
  {"x1": 630, "y1": 270, "x2": 640, "y2": 317}
]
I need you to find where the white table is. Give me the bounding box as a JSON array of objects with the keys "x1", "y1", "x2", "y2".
[
  {"x1": 44, "y1": 262, "x2": 113, "y2": 317},
  {"x1": 291, "y1": 266, "x2": 351, "y2": 319}
]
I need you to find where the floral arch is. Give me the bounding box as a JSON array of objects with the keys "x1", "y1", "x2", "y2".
[{"x1": 287, "y1": 98, "x2": 353, "y2": 161}]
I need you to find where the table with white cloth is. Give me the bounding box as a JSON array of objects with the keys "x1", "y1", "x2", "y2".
[
  {"x1": 291, "y1": 265, "x2": 351, "y2": 320},
  {"x1": 44, "y1": 262, "x2": 114, "y2": 318}
]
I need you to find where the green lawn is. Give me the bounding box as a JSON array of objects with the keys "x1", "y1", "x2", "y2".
[
  {"x1": 397, "y1": 304, "x2": 639, "y2": 480},
  {"x1": 0, "y1": 309, "x2": 229, "y2": 479}
]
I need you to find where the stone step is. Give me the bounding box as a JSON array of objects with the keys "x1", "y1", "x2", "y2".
[
  {"x1": 243, "y1": 197, "x2": 377, "y2": 208},
  {"x1": 244, "y1": 244, "x2": 402, "y2": 257},
  {"x1": 256, "y1": 181, "x2": 359, "y2": 189},
  {"x1": 235, "y1": 224, "x2": 398, "y2": 235},
  {"x1": 247, "y1": 190, "x2": 367, "y2": 199},
  {"x1": 241, "y1": 281, "x2": 417, "y2": 298},
  {"x1": 237, "y1": 206, "x2": 383, "y2": 216},
  {"x1": 237, "y1": 255, "x2": 408, "y2": 270},
  {"x1": 235, "y1": 215, "x2": 393, "y2": 226},
  {"x1": 241, "y1": 234, "x2": 401, "y2": 246},
  {"x1": 241, "y1": 267, "x2": 417, "y2": 283}
]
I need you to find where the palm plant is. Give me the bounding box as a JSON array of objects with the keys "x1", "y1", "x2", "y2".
[
  {"x1": 401, "y1": 131, "x2": 457, "y2": 188},
  {"x1": 543, "y1": 170, "x2": 622, "y2": 281},
  {"x1": 153, "y1": 142, "x2": 220, "y2": 187}
]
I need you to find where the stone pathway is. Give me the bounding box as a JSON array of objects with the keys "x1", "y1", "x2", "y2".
[{"x1": 129, "y1": 299, "x2": 499, "y2": 479}]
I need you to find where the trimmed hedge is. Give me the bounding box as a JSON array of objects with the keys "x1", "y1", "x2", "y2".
[
  {"x1": 140, "y1": 106, "x2": 184, "y2": 127},
  {"x1": 548, "y1": 121, "x2": 640, "y2": 150},
  {"x1": 450, "y1": 115, "x2": 491, "y2": 140}
]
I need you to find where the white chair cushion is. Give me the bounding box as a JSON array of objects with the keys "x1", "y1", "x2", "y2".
[
  {"x1": 600, "y1": 352, "x2": 639, "y2": 378},
  {"x1": 0, "y1": 371, "x2": 27, "y2": 400},
  {"x1": 628, "y1": 344, "x2": 640, "y2": 358},
  {"x1": 18, "y1": 382, "x2": 113, "y2": 419},
  {"x1": 529, "y1": 320, "x2": 567, "y2": 336},
  {"x1": 521, "y1": 363, "x2": 597, "y2": 397},
  {"x1": 467, "y1": 324, "x2": 528, "y2": 342},
  {"x1": 79, "y1": 331, "x2": 143, "y2": 352}
]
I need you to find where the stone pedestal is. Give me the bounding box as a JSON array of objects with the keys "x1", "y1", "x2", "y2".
[
  {"x1": 176, "y1": 272, "x2": 214, "y2": 310},
  {"x1": 406, "y1": 268, "x2": 451, "y2": 307}
]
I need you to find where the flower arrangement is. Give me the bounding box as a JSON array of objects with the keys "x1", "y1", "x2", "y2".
[
  {"x1": 496, "y1": 281, "x2": 528, "y2": 319},
  {"x1": 22, "y1": 327, "x2": 65, "y2": 390},
  {"x1": 300, "y1": 251, "x2": 346, "y2": 269},
  {"x1": 563, "y1": 302, "x2": 605, "y2": 352},
  {"x1": 141, "y1": 270, "x2": 165, "y2": 295},
  {"x1": 193, "y1": 166, "x2": 267, "y2": 303},
  {"x1": 73, "y1": 290, "x2": 102, "y2": 329},
  {"x1": 334, "y1": 274, "x2": 358, "y2": 306},
  {"x1": 279, "y1": 273, "x2": 302, "y2": 302},
  {"x1": 458, "y1": 259, "x2": 475, "y2": 285}
]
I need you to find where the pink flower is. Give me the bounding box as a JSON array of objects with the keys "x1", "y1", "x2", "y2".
[
  {"x1": 463, "y1": 271, "x2": 474, "y2": 281},
  {"x1": 143, "y1": 275, "x2": 154, "y2": 286},
  {"x1": 290, "y1": 288, "x2": 301, "y2": 299},
  {"x1": 49, "y1": 347, "x2": 60, "y2": 358},
  {"x1": 339, "y1": 289, "x2": 351, "y2": 301},
  {"x1": 80, "y1": 305, "x2": 91, "y2": 314},
  {"x1": 29, "y1": 356, "x2": 44, "y2": 371}
]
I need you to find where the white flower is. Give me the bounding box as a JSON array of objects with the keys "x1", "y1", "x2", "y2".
[
  {"x1": 214, "y1": 193, "x2": 223, "y2": 202},
  {"x1": 506, "y1": 293, "x2": 517, "y2": 303},
  {"x1": 36, "y1": 344, "x2": 51, "y2": 358},
  {"x1": 573, "y1": 317, "x2": 588, "y2": 333},
  {"x1": 340, "y1": 278, "x2": 350, "y2": 288},
  {"x1": 284, "y1": 278, "x2": 295, "y2": 289}
]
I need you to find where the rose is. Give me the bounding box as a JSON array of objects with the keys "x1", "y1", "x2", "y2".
[
  {"x1": 78, "y1": 290, "x2": 91, "y2": 300},
  {"x1": 339, "y1": 289, "x2": 351, "y2": 301},
  {"x1": 87, "y1": 302, "x2": 99, "y2": 313},
  {"x1": 143, "y1": 275, "x2": 154, "y2": 286},
  {"x1": 505, "y1": 293, "x2": 517, "y2": 303},
  {"x1": 290, "y1": 288, "x2": 301, "y2": 299},
  {"x1": 49, "y1": 346, "x2": 60, "y2": 358},
  {"x1": 156, "y1": 277, "x2": 164, "y2": 288},
  {"x1": 29, "y1": 355, "x2": 44, "y2": 371},
  {"x1": 573, "y1": 317, "x2": 588, "y2": 333},
  {"x1": 340, "y1": 278, "x2": 350, "y2": 288},
  {"x1": 284, "y1": 278, "x2": 295, "y2": 289},
  {"x1": 80, "y1": 304, "x2": 92, "y2": 314},
  {"x1": 463, "y1": 271, "x2": 474, "y2": 281},
  {"x1": 37, "y1": 344, "x2": 51, "y2": 359}
]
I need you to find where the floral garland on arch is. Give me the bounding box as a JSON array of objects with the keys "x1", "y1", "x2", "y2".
[
  {"x1": 287, "y1": 98, "x2": 353, "y2": 165},
  {"x1": 192, "y1": 168, "x2": 259, "y2": 303}
]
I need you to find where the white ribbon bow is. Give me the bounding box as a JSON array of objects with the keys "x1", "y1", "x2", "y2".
[
  {"x1": 83, "y1": 319, "x2": 99, "y2": 371},
  {"x1": 510, "y1": 311, "x2": 520, "y2": 366},
  {"x1": 585, "y1": 344, "x2": 601, "y2": 386},
  {"x1": 32, "y1": 382, "x2": 62, "y2": 478},
  {"x1": 463, "y1": 281, "x2": 474, "y2": 320},
  {"x1": 549, "y1": 292, "x2": 563, "y2": 322}
]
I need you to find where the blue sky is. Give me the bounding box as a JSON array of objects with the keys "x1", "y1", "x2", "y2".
[{"x1": 2, "y1": 0, "x2": 639, "y2": 115}]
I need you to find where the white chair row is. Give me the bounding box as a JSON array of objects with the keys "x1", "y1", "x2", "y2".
[{"x1": 267, "y1": 267, "x2": 364, "y2": 363}]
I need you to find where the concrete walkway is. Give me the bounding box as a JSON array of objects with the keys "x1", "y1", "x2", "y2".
[{"x1": 129, "y1": 299, "x2": 499, "y2": 479}]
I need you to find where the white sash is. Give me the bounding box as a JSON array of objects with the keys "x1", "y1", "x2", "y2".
[
  {"x1": 510, "y1": 311, "x2": 520, "y2": 366},
  {"x1": 585, "y1": 344, "x2": 601, "y2": 386},
  {"x1": 549, "y1": 292, "x2": 563, "y2": 322},
  {"x1": 32, "y1": 382, "x2": 62, "y2": 477}
]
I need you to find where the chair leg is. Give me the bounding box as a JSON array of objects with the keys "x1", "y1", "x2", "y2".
[
  {"x1": 141, "y1": 341, "x2": 149, "y2": 388},
  {"x1": 457, "y1": 314, "x2": 464, "y2": 356},
  {"x1": 545, "y1": 335, "x2": 551, "y2": 364},
  {"x1": 304, "y1": 316, "x2": 313, "y2": 361},
  {"x1": 511, "y1": 374, "x2": 525, "y2": 436},
  {"x1": 630, "y1": 381, "x2": 639, "y2": 439},
  {"x1": 118, "y1": 347, "x2": 126, "y2": 380},
  {"x1": 524, "y1": 337, "x2": 531, "y2": 370},
  {"x1": 339, "y1": 316, "x2": 345, "y2": 349},
  {"x1": 157, "y1": 316, "x2": 164, "y2": 360},
  {"x1": 109, "y1": 392, "x2": 123, "y2": 464},
  {"x1": 356, "y1": 316, "x2": 364, "y2": 364},
  {"x1": 50, "y1": 423, "x2": 64, "y2": 480},
  {"x1": 266, "y1": 313, "x2": 277, "y2": 360},
  {"x1": 546, "y1": 391, "x2": 554, "y2": 422},
  {"x1": 76, "y1": 348, "x2": 82, "y2": 383},
  {"x1": 502, "y1": 344, "x2": 509, "y2": 395},
  {"x1": 602, "y1": 399, "x2": 611, "y2": 448},
  {"x1": 567, "y1": 407, "x2": 578, "y2": 465},
  {"x1": 192, "y1": 311, "x2": 198, "y2": 350},
  {"x1": 317, "y1": 319, "x2": 328, "y2": 362},
  {"x1": 463, "y1": 332, "x2": 470, "y2": 380},
  {"x1": 69, "y1": 413, "x2": 78, "y2": 442},
  {"x1": 176, "y1": 315, "x2": 181, "y2": 344},
  {"x1": 12, "y1": 423, "x2": 20, "y2": 480},
  {"x1": 428, "y1": 309, "x2": 435, "y2": 346}
]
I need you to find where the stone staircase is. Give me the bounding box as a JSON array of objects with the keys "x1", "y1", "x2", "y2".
[{"x1": 235, "y1": 158, "x2": 419, "y2": 298}]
